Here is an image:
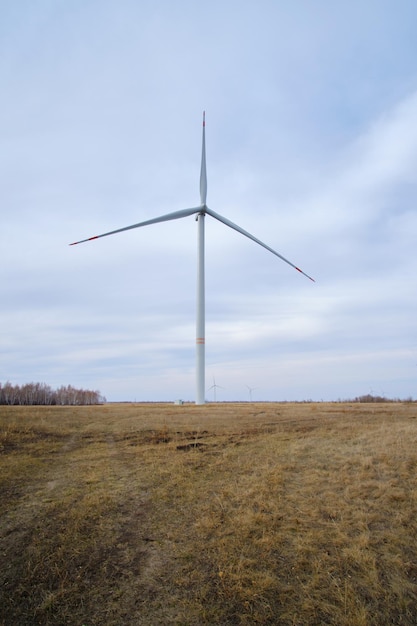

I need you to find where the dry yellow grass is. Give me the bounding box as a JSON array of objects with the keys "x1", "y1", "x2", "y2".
[{"x1": 1, "y1": 402, "x2": 417, "y2": 625}]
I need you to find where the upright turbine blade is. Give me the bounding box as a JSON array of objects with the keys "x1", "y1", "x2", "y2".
[
  {"x1": 69, "y1": 207, "x2": 201, "y2": 245},
  {"x1": 200, "y1": 111, "x2": 207, "y2": 207},
  {"x1": 205, "y1": 207, "x2": 315, "y2": 282}
]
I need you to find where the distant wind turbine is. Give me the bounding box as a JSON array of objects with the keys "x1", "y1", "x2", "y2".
[
  {"x1": 70, "y1": 112, "x2": 314, "y2": 405},
  {"x1": 208, "y1": 376, "x2": 224, "y2": 402},
  {"x1": 245, "y1": 385, "x2": 258, "y2": 402}
]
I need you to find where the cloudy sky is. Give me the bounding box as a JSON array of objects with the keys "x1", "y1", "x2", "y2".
[{"x1": 1, "y1": 0, "x2": 416, "y2": 402}]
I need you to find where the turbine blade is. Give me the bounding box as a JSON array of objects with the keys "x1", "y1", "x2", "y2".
[
  {"x1": 205, "y1": 207, "x2": 315, "y2": 282},
  {"x1": 200, "y1": 111, "x2": 207, "y2": 206},
  {"x1": 69, "y1": 206, "x2": 202, "y2": 245}
]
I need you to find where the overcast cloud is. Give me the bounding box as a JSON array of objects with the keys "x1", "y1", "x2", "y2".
[{"x1": 1, "y1": 0, "x2": 416, "y2": 402}]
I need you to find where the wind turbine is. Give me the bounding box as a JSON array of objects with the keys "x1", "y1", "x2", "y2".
[
  {"x1": 208, "y1": 376, "x2": 224, "y2": 402},
  {"x1": 245, "y1": 385, "x2": 258, "y2": 402},
  {"x1": 70, "y1": 112, "x2": 314, "y2": 405}
]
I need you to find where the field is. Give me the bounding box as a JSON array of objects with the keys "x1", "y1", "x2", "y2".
[{"x1": 1, "y1": 402, "x2": 417, "y2": 625}]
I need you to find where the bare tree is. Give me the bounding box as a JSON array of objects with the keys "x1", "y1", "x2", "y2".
[{"x1": 0, "y1": 381, "x2": 106, "y2": 405}]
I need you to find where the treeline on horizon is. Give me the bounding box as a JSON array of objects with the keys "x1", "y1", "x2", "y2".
[{"x1": 0, "y1": 382, "x2": 106, "y2": 406}]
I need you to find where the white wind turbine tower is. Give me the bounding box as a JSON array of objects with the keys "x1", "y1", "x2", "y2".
[{"x1": 70, "y1": 112, "x2": 314, "y2": 405}]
